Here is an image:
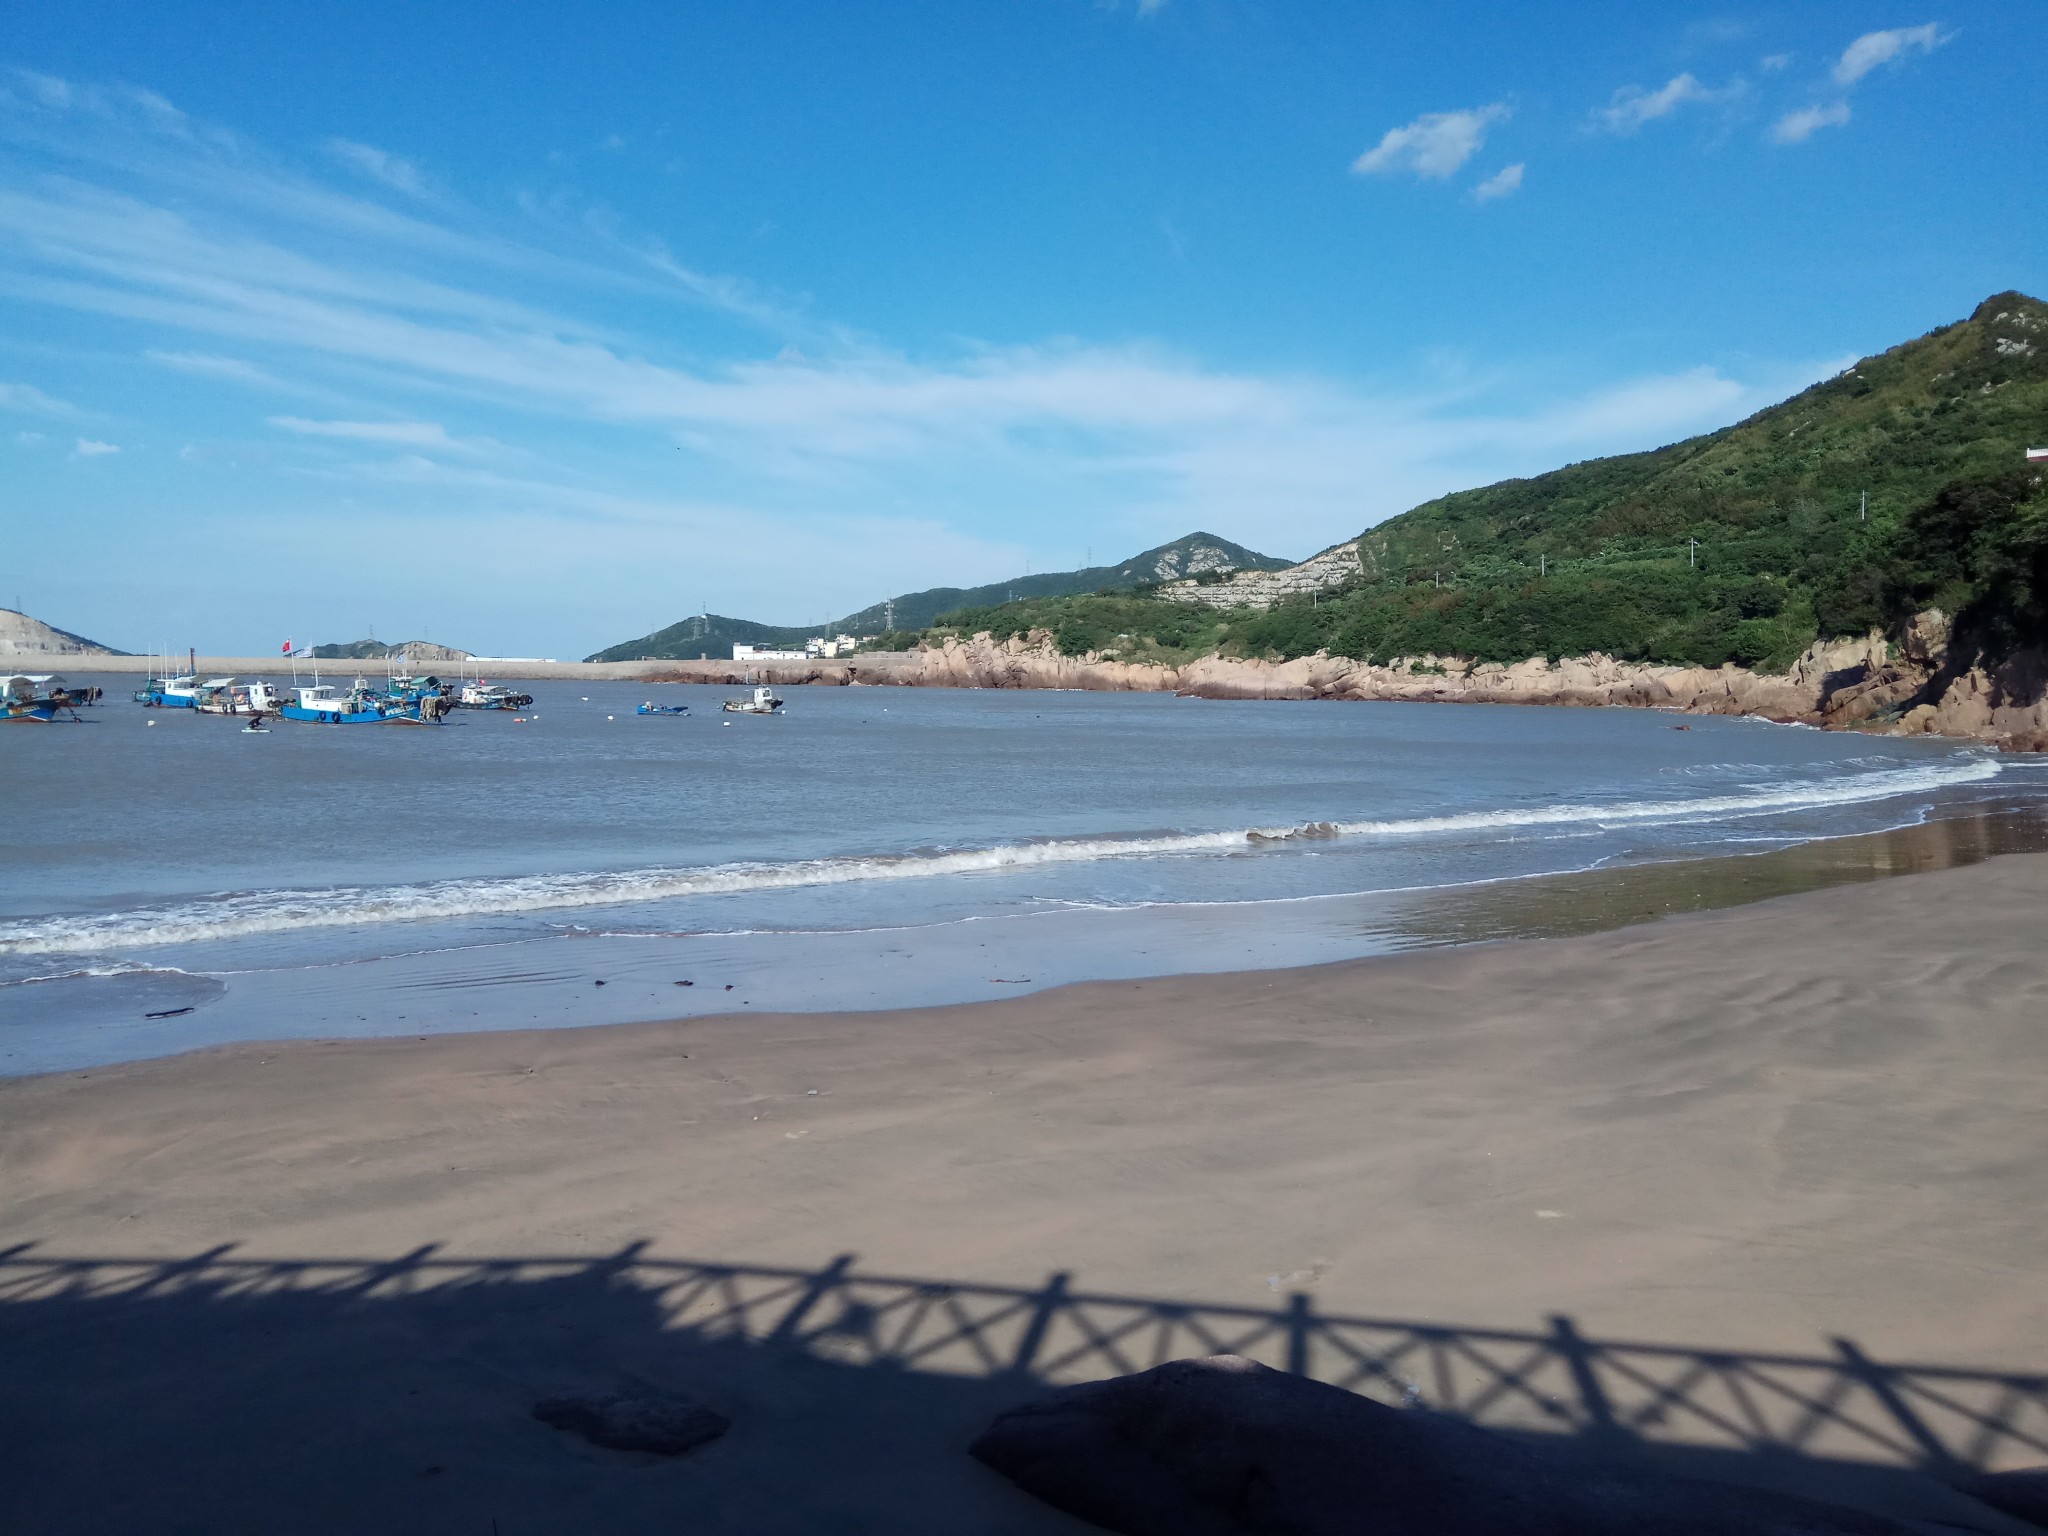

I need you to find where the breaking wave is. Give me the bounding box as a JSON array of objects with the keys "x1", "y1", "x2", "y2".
[{"x1": 0, "y1": 758, "x2": 1999, "y2": 955}]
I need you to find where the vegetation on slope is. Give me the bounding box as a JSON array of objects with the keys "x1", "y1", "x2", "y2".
[
  {"x1": 585, "y1": 532, "x2": 1290, "y2": 662},
  {"x1": 922, "y1": 293, "x2": 2048, "y2": 672}
]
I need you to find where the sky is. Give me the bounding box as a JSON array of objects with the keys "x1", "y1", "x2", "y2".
[{"x1": 1, "y1": 2, "x2": 2041, "y2": 658}]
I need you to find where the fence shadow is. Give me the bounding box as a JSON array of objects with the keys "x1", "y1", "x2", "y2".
[{"x1": 3, "y1": 1244, "x2": 2044, "y2": 1534}]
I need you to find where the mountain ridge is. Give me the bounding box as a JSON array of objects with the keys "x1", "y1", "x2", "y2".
[{"x1": 584, "y1": 531, "x2": 1291, "y2": 662}]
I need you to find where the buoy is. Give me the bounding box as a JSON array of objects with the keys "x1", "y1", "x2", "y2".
[
  {"x1": 723, "y1": 720, "x2": 731, "y2": 727},
  {"x1": 147, "y1": 719, "x2": 156, "y2": 727},
  {"x1": 606, "y1": 714, "x2": 614, "y2": 720}
]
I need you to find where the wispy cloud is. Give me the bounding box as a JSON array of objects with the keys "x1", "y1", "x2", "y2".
[
  {"x1": 1353, "y1": 104, "x2": 1509, "y2": 180},
  {"x1": 1760, "y1": 53, "x2": 1792, "y2": 72},
  {"x1": 0, "y1": 70, "x2": 1842, "y2": 647},
  {"x1": 72, "y1": 437, "x2": 119, "y2": 456},
  {"x1": 1596, "y1": 73, "x2": 1720, "y2": 134},
  {"x1": 268, "y1": 416, "x2": 464, "y2": 448},
  {"x1": 0, "y1": 380, "x2": 77, "y2": 415},
  {"x1": 326, "y1": 137, "x2": 428, "y2": 196},
  {"x1": 1472, "y1": 164, "x2": 1523, "y2": 202},
  {"x1": 1772, "y1": 101, "x2": 1852, "y2": 144},
  {"x1": 146, "y1": 350, "x2": 283, "y2": 387},
  {"x1": 1834, "y1": 23, "x2": 1948, "y2": 86}
]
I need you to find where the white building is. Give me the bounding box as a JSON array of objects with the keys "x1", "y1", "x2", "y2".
[{"x1": 732, "y1": 643, "x2": 809, "y2": 662}]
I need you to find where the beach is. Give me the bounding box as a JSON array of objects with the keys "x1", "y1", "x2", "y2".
[{"x1": 6, "y1": 851, "x2": 2048, "y2": 1532}]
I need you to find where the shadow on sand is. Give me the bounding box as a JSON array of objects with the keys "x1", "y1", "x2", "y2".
[{"x1": 4, "y1": 1244, "x2": 2045, "y2": 1534}]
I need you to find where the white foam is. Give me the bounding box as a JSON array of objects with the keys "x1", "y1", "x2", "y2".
[{"x1": 0, "y1": 758, "x2": 2000, "y2": 955}]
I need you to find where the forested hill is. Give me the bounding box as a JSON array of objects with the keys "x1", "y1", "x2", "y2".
[
  {"x1": 930, "y1": 292, "x2": 2048, "y2": 671},
  {"x1": 584, "y1": 532, "x2": 1289, "y2": 661}
]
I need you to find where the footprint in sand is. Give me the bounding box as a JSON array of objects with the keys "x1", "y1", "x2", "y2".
[{"x1": 1264, "y1": 1256, "x2": 1334, "y2": 1292}]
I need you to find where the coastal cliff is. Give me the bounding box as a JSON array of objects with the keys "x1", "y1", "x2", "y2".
[{"x1": 813, "y1": 612, "x2": 2043, "y2": 748}]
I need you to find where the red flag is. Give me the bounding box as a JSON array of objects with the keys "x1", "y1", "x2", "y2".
[{"x1": 281, "y1": 638, "x2": 292, "y2": 654}]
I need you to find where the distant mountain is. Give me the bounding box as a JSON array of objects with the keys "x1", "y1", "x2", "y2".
[
  {"x1": 312, "y1": 639, "x2": 474, "y2": 662},
  {"x1": 0, "y1": 608, "x2": 126, "y2": 659},
  {"x1": 584, "y1": 532, "x2": 1291, "y2": 662}
]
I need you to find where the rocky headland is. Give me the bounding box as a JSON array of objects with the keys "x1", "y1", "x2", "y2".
[{"x1": 637, "y1": 608, "x2": 2047, "y2": 751}]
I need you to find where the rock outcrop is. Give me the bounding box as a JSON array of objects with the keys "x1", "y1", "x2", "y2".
[
  {"x1": 970, "y1": 1355, "x2": 1918, "y2": 1535},
  {"x1": 1158, "y1": 540, "x2": 1363, "y2": 609},
  {"x1": 863, "y1": 611, "x2": 2048, "y2": 749}
]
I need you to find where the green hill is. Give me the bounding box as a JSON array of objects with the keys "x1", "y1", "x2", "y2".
[
  {"x1": 583, "y1": 532, "x2": 1290, "y2": 662},
  {"x1": 931, "y1": 292, "x2": 2048, "y2": 671}
]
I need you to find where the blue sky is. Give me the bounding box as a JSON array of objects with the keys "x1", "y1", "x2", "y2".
[{"x1": 2, "y1": 2, "x2": 2040, "y2": 657}]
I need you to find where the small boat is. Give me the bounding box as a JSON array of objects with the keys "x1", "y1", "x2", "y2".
[
  {"x1": 721, "y1": 685, "x2": 784, "y2": 715},
  {"x1": 636, "y1": 701, "x2": 692, "y2": 716},
  {"x1": 4, "y1": 673, "x2": 96, "y2": 722},
  {"x1": 455, "y1": 681, "x2": 533, "y2": 710},
  {"x1": 133, "y1": 672, "x2": 201, "y2": 708},
  {"x1": 278, "y1": 678, "x2": 434, "y2": 725},
  {"x1": 194, "y1": 678, "x2": 284, "y2": 716}
]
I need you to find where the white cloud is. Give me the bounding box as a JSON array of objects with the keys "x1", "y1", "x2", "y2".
[
  {"x1": 0, "y1": 380, "x2": 77, "y2": 415},
  {"x1": 269, "y1": 416, "x2": 469, "y2": 449},
  {"x1": 1353, "y1": 104, "x2": 1509, "y2": 180},
  {"x1": 326, "y1": 138, "x2": 428, "y2": 196},
  {"x1": 1472, "y1": 163, "x2": 1524, "y2": 202},
  {"x1": 0, "y1": 71, "x2": 1851, "y2": 646},
  {"x1": 1834, "y1": 23, "x2": 1947, "y2": 86},
  {"x1": 1772, "y1": 102, "x2": 1852, "y2": 144},
  {"x1": 1760, "y1": 53, "x2": 1792, "y2": 72},
  {"x1": 146, "y1": 350, "x2": 280, "y2": 386},
  {"x1": 72, "y1": 437, "x2": 120, "y2": 456},
  {"x1": 1596, "y1": 73, "x2": 1716, "y2": 134},
  {"x1": 16, "y1": 430, "x2": 45, "y2": 445}
]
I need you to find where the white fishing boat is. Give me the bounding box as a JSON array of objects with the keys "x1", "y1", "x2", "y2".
[
  {"x1": 721, "y1": 685, "x2": 784, "y2": 714},
  {"x1": 193, "y1": 678, "x2": 283, "y2": 716}
]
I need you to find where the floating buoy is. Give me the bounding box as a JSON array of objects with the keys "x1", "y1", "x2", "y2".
[
  {"x1": 147, "y1": 719, "x2": 156, "y2": 727},
  {"x1": 606, "y1": 714, "x2": 614, "y2": 720}
]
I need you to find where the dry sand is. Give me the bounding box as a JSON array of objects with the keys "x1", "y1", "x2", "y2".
[{"x1": 6, "y1": 854, "x2": 2048, "y2": 1533}]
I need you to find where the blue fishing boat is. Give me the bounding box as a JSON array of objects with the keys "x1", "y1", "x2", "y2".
[
  {"x1": 4, "y1": 673, "x2": 97, "y2": 722},
  {"x1": 278, "y1": 679, "x2": 434, "y2": 725},
  {"x1": 636, "y1": 701, "x2": 691, "y2": 716},
  {"x1": 133, "y1": 672, "x2": 201, "y2": 707}
]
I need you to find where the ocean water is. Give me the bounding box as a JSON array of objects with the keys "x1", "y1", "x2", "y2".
[{"x1": 3, "y1": 672, "x2": 2038, "y2": 1074}]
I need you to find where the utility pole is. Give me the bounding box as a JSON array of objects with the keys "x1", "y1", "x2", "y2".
[
  {"x1": 1860, "y1": 491, "x2": 1868, "y2": 524},
  {"x1": 1688, "y1": 538, "x2": 1700, "y2": 570},
  {"x1": 1539, "y1": 554, "x2": 1546, "y2": 578}
]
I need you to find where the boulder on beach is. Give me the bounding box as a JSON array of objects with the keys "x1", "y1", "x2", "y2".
[
  {"x1": 968, "y1": 1354, "x2": 1919, "y2": 1536},
  {"x1": 531, "y1": 1385, "x2": 728, "y2": 1456}
]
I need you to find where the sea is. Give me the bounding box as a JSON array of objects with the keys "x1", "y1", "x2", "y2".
[{"x1": 5, "y1": 672, "x2": 2046, "y2": 1075}]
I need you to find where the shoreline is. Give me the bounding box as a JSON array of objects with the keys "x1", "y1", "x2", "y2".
[
  {"x1": 7, "y1": 802, "x2": 2043, "y2": 1081},
  {"x1": 6, "y1": 850, "x2": 2048, "y2": 1529},
  {"x1": 23, "y1": 611, "x2": 2046, "y2": 748}
]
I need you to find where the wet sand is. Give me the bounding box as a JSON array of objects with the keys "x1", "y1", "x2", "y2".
[{"x1": 6, "y1": 851, "x2": 2048, "y2": 1532}]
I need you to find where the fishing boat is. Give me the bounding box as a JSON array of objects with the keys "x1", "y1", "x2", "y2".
[
  {"x1": 3, "y1": 673, "x2": 96, "y2": 722},
  {"x1": 721, "y1": 685, "x2": 784, "y2": 715},
  {"x1": 278, "y1": 678, "x2": 433, "y2": 725},
  {"x1": 636, "y1": 700, "x2": 692, "y2": 716},
  {"x1": 193, "y1": 678, "x2": 284, "y2": 716},
  {"x1": 455, "y1": 681, "x2": 533, "y2": 710},
  {"x1": 133, "y1": 672, "x2": 201, "y2": 708}
]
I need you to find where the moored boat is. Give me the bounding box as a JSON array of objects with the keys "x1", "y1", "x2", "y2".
[
  {"x1": 193, "y1": 678, "x2": 284, "y2": 716},
  {"x1": 4, "y1": 673, "x2": 98, "y2": 722},
  {"x1": 133, "y1": 672, "x2": 201, "y2": 708},
  {"x1": 636, "y1": 701, "x2": 691, "y2": 716},
  {"x1": 721, "y1": 685, "x2": 784, "y2": 715},
  {"x1": 456, "y1": 681, "x2": 533, "y2": 710},
  {"x1": 278, "y1": 678, "x2": 436, "y2": 725}
]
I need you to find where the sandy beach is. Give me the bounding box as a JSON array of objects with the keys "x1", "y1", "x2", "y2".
[{"x1": 7, "y1": 853, "x2": 2048, "y2": 1533}]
